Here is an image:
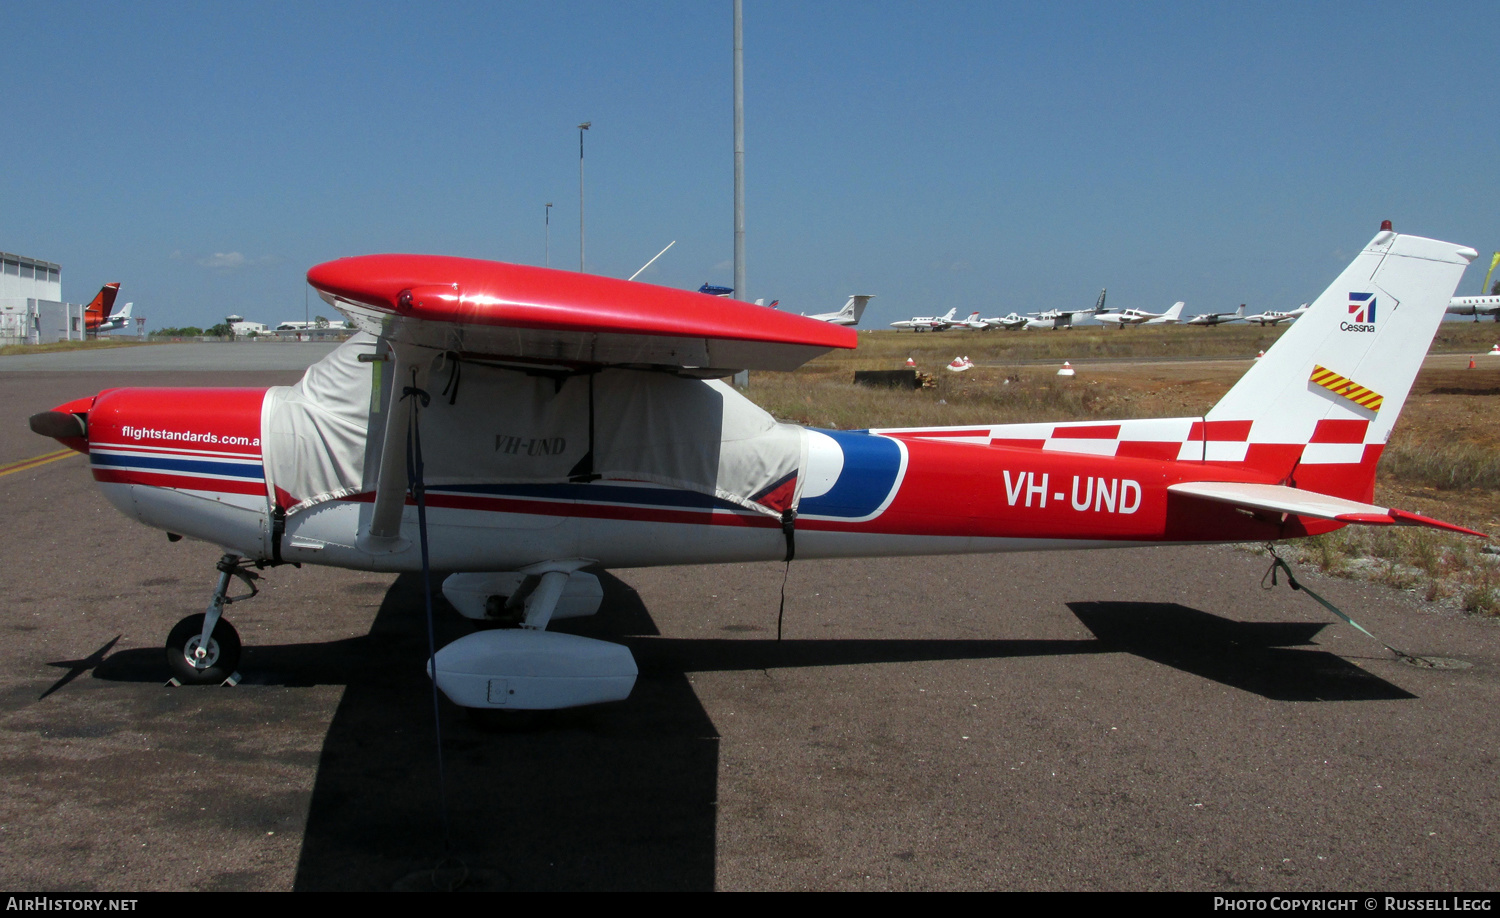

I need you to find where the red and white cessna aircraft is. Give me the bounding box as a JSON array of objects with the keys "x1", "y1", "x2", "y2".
[{"x1": 28, "y1": 222, "x2": 1484, "y2": 710}]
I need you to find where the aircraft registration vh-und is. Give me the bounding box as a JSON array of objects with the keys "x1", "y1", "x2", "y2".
[{"x1": 28, "y1": 221, "x2": 1486, "y2": 711}]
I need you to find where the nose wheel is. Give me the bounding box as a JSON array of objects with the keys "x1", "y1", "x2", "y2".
[
  {"x1": 164, "y1": 553, "x2": 259, "y2": 685},
  {"x1": 165, "y1": 613, "x2": 242, "y2": 685}
]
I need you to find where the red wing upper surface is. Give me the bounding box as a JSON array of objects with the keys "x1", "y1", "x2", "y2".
[{"x1": 307, "y1": 254, "x2": 856, "y2": 373}]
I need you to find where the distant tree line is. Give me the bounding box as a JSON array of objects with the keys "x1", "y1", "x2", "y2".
[{"x1": 149, "y1": 323, "x2": 233, "y2": 337}]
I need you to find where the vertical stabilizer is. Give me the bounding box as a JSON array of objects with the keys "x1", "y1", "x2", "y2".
[
  {"x1": 83, "y1": 283, "x2": 121, "y2": 332},
  {"x1": 1205, "y1": 227, "x2": 1475, "y2": 499}
]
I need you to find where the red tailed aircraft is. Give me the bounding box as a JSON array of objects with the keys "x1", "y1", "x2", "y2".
[
  {"x1": 81, "y1": 283, "x2": 123, "y2": 335},
  {"x1": 29, "y1": 222, "x2": 1484, "y2": 710}
]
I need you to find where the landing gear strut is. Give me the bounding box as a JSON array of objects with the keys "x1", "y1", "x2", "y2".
[{"x1": 165, "y1": 554, "x2": 258, "y2": 685}]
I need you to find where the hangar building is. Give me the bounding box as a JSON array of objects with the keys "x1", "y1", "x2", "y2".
[{"x1": 0, "y1": 252, "x2": 84, "y2": 345}]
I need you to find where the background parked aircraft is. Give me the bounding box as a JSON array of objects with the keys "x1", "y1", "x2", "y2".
[
  {"x1": 1446, "y1": 295, "x2": 1500, "y2": 320},
  {"x1": 1242, "y1": 304, "x2": 1309, "y2": 326},
  {"x1": 95, "y1": 301, "x2": 134, "y2": 333},
  {"x1": 983, "y1": 312, "x2": 1029, "y2": 330},
  {"x1": 1095, "y1": 301, "x2": 1185, "y2": 328},
  {"x1": 891, "y1": 307, "x2": 957, "y2": 331},
  {"x1": 1025, "y1": 289, "x2": 1108, "y2": 330},
  {"x1": 949, "y1": 311, "x2": 990, "y2": 330},
  {"x1": 1185, "y1": 304, "x2": 1246, "y2": 326},
  {"x1": 81, "y1": 283, "x2": 121, "y2": 335},
  {"x1": 804, "y1": 294, "x2": 874, "y2": 326}
]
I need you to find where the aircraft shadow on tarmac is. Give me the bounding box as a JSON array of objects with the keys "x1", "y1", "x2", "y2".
[
  {"x1": 81, "y1": 579, "x2": 1412, "y2": 890},
  {"x1": 1067, "y1": 601, "x2": 1416, "y2": 703}
]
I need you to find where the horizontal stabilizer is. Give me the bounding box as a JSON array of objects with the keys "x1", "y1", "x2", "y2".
[{"x1": 1168, "y1": 481, "x2": 1486, "y2": 537}]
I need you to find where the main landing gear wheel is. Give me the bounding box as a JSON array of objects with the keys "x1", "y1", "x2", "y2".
[{"x1": 166, "y1": 613, "x2": 241, "y2": 685}]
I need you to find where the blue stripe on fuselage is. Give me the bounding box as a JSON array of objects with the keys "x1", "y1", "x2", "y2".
[
  {"x1": 90, "y1": 452, "x2": 265, "y2": 480},
  {"x1": 798, "y1": 429, "x2": 902, "y2": 519}
]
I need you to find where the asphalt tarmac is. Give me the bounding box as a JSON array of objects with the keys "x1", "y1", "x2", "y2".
[{"x1": 2, "y1": 347, "x2": 1498, "y2": 891}]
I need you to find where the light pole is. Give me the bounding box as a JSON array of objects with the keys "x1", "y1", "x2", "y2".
[
  {"x1": 732, "y1": 0, "x2": 748, "y2": 387},
  {"x1": 545, "y1": 202, "x2": 553, "y2": 268},
  {"x1": 578, "y1": 121, "x2": 591, "y2": 272},
  {"x1": 733, "y1": 0, "x2": 745, "y2": 307}
]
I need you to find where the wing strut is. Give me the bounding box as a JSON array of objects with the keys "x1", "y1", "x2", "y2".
[{"x1": 358, "y1": 341, "x2": 431, "y2": 552}]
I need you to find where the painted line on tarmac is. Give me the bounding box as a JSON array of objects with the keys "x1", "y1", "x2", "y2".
[{"x1": 0, "y1": 448, "x2": 81, "y2": 478}]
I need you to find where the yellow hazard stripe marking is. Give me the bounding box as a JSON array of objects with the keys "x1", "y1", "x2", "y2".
[
  {"x1": 1310, "y1": 365, "x2": 1384, "y2": 412},
  {"x1": 0, "y1": 448, "x2": 81, "y2": 478}
]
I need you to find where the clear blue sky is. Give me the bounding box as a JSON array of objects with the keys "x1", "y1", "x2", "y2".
[{"x1": 4, "y1": 1, "x2": 1498, "y2": 330}]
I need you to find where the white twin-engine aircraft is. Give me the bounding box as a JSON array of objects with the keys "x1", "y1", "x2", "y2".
[
  {"x1": 982, "y1": 312, "x2": 1029, "y2": 330},
  {"x1": 1243, "y1": 304, "x2": 1311, "y2": 326},
  {"x1": 1094, "y1": 300, "x2": 1186, "y2": 328},
  {"x1": 890, "y1": 307, "x2": 957, "y2": 331},
  {"x1": 29, "y1": 222, "x2": 1485, "y2": 711},
  {"x1": 1185, "y1": 303, "x2": 1247, "y2": 326}
]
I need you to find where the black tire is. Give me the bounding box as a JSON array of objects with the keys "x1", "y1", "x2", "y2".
[{"x1": 165, "y1": 614, "x2": 241, "y2": 685}]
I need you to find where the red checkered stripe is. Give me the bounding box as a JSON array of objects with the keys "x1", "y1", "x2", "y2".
[{"x1": 879, "y1": 417, "x2": 1374, "y2": 465}]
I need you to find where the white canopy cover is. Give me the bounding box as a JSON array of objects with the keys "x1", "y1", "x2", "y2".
[{"x1": 261, "y1": 334, "x2": 807, "y2": 520}]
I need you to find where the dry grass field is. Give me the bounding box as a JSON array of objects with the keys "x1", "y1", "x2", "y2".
[
  {"x1": 0, "y1": 338, "x2": 158, "y2": 357},
  {"x1": 745, "y1": 323, "x2": 1500, "y2": 614}
]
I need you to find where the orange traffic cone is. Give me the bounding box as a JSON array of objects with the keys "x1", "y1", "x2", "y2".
[
  {"x1": 1255, "y1": 350, "x2": 1265, "y2": 361},
  {"x1": 1469, "y1": 356, "x2": 1477, "y2": 369},
  {"x1": 1057, "y1": 361, "x2": 1075, "y2": 377},
  {"x1": 905, "y1": 357, "x2": 915, "y2": 367}
]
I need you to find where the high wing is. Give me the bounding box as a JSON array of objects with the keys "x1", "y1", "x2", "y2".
[
  {"x1": 307, "y1": 255, "x2": 856, "y2": 553},
  {"x1": 308, "y1": 255, "x2": 854, "y2": 375}
]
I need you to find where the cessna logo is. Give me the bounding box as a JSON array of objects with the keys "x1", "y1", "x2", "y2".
[
  {"x1": 1341, "y1": 292, "x2": 1376, "y2": 332},
  {"x1": 495, "y1": 434, "x2": 567, "y2": 456}
]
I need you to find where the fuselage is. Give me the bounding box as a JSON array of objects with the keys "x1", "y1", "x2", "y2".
[
  {"x1": 70, "y1": 386, "x2": 1336, "y2": 575},
  {"x1": 1446, "y1": 295, "x2": 1500, "y2": 317}
]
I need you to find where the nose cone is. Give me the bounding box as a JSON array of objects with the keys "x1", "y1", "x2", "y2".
[{"x1": 29, "y1": 394, "x2": 96, "y2": 453}]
